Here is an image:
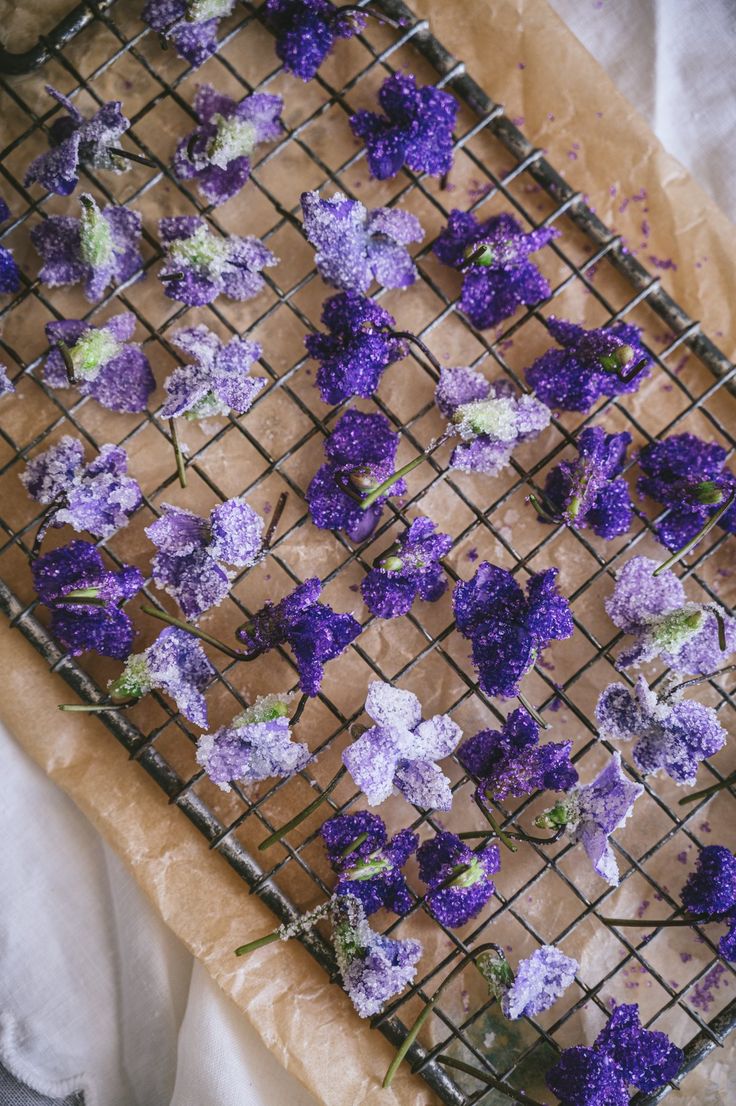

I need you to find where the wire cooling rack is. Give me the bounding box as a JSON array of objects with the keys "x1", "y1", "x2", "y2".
[{"x1": 0, "y1": 2, "x2": 735, "y2": 1103}]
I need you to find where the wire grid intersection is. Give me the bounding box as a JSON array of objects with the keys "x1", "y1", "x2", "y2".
[{"x1": 0, "y1": 1, "x2": 734, "y2": 1103}]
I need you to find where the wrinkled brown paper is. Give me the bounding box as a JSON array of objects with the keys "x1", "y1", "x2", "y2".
[{"x1": 0, "y1": 1, "x2": 734, "y2": 1103}]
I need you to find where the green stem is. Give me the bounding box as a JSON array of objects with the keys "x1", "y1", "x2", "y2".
[
  {"x1": 258, "y1": 766, "x2": 347, "y2": 851},
  {"x1": 665, "y1": 663, "x2": 736, "y2": 699},
  {"x1": 340, "y1": 831, "x2": 369, "y2": 859},
  {"x1": 517, "y1": 690, "x2": 550, "y2": 730},
  {"x1": 60, "y1": 595, "x2": 108, "y2": 607},
  {"x1": 141, "y1": 604, "x2": 254, "y2": 661},
  {"x1": 234, "y1": 930, "x2": 281, "y2": 957},
  {"x1": 359, "y1": 431, "x2": 452, "y2": 511},
  {"x1": 475, "y1": 795, "x2": 517, "y2": 853},
  {"x1": 600, "y1": 913, "x2": 716, "y2": 928},
  {"x1": 654, "y1": 490, "x2": 736, "y2": 576},
  {"x1": 55, "y1": 340, "x2": 78, "y2": 385},
  {"x1": 168, "y1": 418, "x2": 187, "y2": 489},
  {"x1": 108, "y1": 146, "x2": 154, "y2": 167},
  {"x1": 59, "y1": 698, "x2": 138, "y2": 712},
  {"x1": 679, "y1": 768, "x2": 736, "y2": 806},
  {"x1": 437, "y1": 1055, "x2": 547, "y2": 1106},
  {"x1": 263, "y1": 491, "x2": 288, "y2": 548},
  {"x1": 527, "y1": 492, "x2": 559, "y2": 523}
]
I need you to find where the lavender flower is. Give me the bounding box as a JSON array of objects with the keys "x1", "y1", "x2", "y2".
[
  {"x1": 109, "y1": 627, "x2": 215, "y2": 727},
  {"x1": 44, "y1": 314, "x2": 154, "y2": 413},
  {"x1": 433, "y1": 210, "x2": 558, "y2": 330},
  {"x1": 350, "y1": 72, "x2": 458, "y2": 180},
  {"x1": 236, "y1": 577, "x2": 361, "y2": 696},
  {"x1": 263, "y1": 0, "x2": 366, "y2": 82},
  {"x1": 196, "y1": 693, "x2": 310, "y2": 790},
  {"x1": 143, "y1": 0, "x2": 236, "y2": 68},
  {"x1": 342, "y1": 680, "x2": 462, "y2": 810},
  {"x1": 477, "y1": 945, "x2": 578, "y2": 1020},
  {"x1": 32, "y1": 540, "x2": 143, "y2": 658},
  {"x1": 0, "y1": 198, "x2": 21, "y2": 295},
  {"x1": 526, "y1": 316, "x2": 651, "y2": 412},
  {"x1": 301, "y1": 190, "x2": 423, "y2": 293},
  {"x1": 21, "y1": 436, "x2": 142, "y2": 540},
  {"x1": 158, "y1": 216, "x2": 277, "y2": 307},
  {"x1": 605, "y1": 555, "x2": 736, "y2": 674},
  {"x1": 306, "y1": 408, "x2": 406, "y2": 542},
  {"x1": 361, "y1": 517, "x2": 452, "y2": 619},
  {"x1": 596, "y1": 675, "x2": 727, "y2": 786},
  {"x1": 541, "y1": 427, "x2": 633, "y2": 540},
  {"x1": 161, "y1": 324, "x2": 267, "y2": 420},
  {"x1": 459, "y1": 707, "x2": 578, "y2": 802},
  {"x1": 321, "y1": 811, "x2": 418, "y2": 915},
  {"x1": 172, "y1": 85, "x2": 283, "y2": 206},
  {"x1": 453, "y1": 562, "x2": 574, "y2": 699},
  {"x1": 31, "y1": 193, "x2": 142, "y2": 302},
  {"x1": 332, "y1": 893, "x2": 422, "y2": 1018},
  {"x1": 0, "y1": 364, "x2": 14, "y2": 398},
  {"x1": 680, "y1": 845, "x2": 736, "y2": 961},
  {"x1": 24, "y1": 86, "x2": 130, "y2": 197},
  {"x1": 146, "y1": 499, "x2": 264, "y2": 620},
  {"x1": 436, "y1": 367, "x2": 551, "y2": 474},
  {"x1": 417, "y1": 832, "x2": 500, "y2": 927}
]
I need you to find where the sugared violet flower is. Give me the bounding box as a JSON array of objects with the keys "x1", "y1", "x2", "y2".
[
  {"x1": 417, "y1": 832, "x2": 500, "y2": 927},
  {"x1": 321, "y1": 811, "x2": 418, "y2": 916},
  {"x1": 361, "y1": 517, "x2": 451, "y2": 619},
  {"x1": 161, "y1": 324, "x2": 267, "y2": 420},
  {"x1": 477, "y1": 944, "x2": 578, "y2": 1021},
  {"x1": 44, "y1": 314, "x2": 154, "y2": 413},
  {"x1": 143, "y1": 0, "x2": 236, "y2": 68},
  {"x1": 540, "y1": 427, "x2": 633, "y2": 540},
  {"x1": 158, "y1": 216, "x2": 276, "y2": 306},
  {"x1": 108, "y1": 627, "x2": 215, "y2": 727},
  {"x1": 196, "y1": 693, "x2": 310, "y2": 790}
]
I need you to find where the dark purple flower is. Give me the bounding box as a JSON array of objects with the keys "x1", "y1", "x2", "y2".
[
  {"x1": 31, "y1": 193, "x2": 142, "y2": 302},
  {"x1": 21, "y1": 436, "x2": 142, "y2": 540},
  {"x1": 0, "y1": 198, "x2": 21, "y2": 295},
  {"x1": 196, "y1": 692, "x2": 310, "y2": 790},
  {"x1": 147, "y1": 499, "x2": 263, "y2": 620},
  {"x1": 453, "y1": 562, "x2": 574, "y2": 699},
  {"x1": 236, "y1": 577, "x2": 361, "y2": 696},
  {"x1": 263, "y1": 0, "x2": 366, "y2": 81},
  {"x1": 331, "y1": 893, "x2": 422, "y2": 1018},
  {"x1": 459, "y1": 706, "x2": 577, "y2": 801},
  {"x1": 361, "y1": 517, "x2": 451, "y2": 619},
  {"x1": 637, "y1": 433, "x2": 736, "y2": 551},
  {"x1": 547, "y1": 1048, "x2": 629, "y2": 1106},
  {"x1": 0, "y1": 364, "x2": 15, "y2": 398},
  {"x1": 417, "y1": 831, "x2": 500, "y2": 927},
  {"x1": 306, "y1": 408, "x2": 407, "y2": 542},
  {"x1": 32, "y1": 539, "x2": 143, "y2": 658},
  {"x1": 596, "y1": 675, "x2": 726, "y2": 786},
  {"x1": 24, "y1": 86, "x2": 130, "y2": 197},
  {"x1": 542, "y1": 427, "x2": 633, "y2": 540},
  {"x1": 350, "y1": 72, "x2": 458, "y2": 181},
  {"x1": 476, "y1": 945, "x2": 578, "y2": 1021},
  {"x1": 342, "y1": 680, "x2": 462, "y2": 810},
  {"x1": 172, "y1": 85, "x2": 283, "y2": 206},
  {"x1": 143, "y1": 0, "x2": 236, "y2": 68},
  {"x1": 680, "y1": 845, "x2": 736, "y2": 962},
  {"x1": 526, "y1": 316, "x2": 651, "y2": 412},
  {"x1": 109, "y1": 626, "x2": 215, "y2": 727},
  {"x1": 161, "y1": 324, "x2": 267, "y2": 419},
  {"x1": 321, "y1": 812, "x2": 418, "y2": 915},
  {"x1": 433, "y1": 210, "x2": 558, "y2": 330},
  {"x1": 301, "y1": 190, "x2": 423, "y2": 293},
  {"x1": 158, "y1": 216, "x2": 277, "y2": 307},
  {"x1": 44, "y1": 313, "x2": 154, "y2": 413},
  {"x1": 305, "y1": 290, "x2": 407, "y2": 404},
  {"x1": 605, "y1": 555, "x2": 736, "y2": 673}
]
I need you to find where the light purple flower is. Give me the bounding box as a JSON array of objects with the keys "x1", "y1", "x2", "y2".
[
  {"x1": 143, "y1": 0, "x2": 236, "y2": 68},
  {"x1": 44, "y1": 313, "x2": 154, "y2": 413},
  {"x1": 109, "y1": 627, "x2": 215, "y2": 728},
  {"x1": 196, "y1": 693, "x2": 310, "y2": 790},
  {"x1": 158, "y1": 216, "x2": 277, "y2": 306},
  {"x1": 0, "y1": 364, "x2": 15, "y2": 398},
  {"x1": 342, "y1": 680, "x2": 462, "y2": 810},
  {"x1": 360, "y1": 516, "x2": 452, "y2": 619},
  {"x1": 477, "y1": 945, "x2": 578, "y2": 1021},
  {"x1": 161, "y1": 324, "x2": 267, "y2": 420}
]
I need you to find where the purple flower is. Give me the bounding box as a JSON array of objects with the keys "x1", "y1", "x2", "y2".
[
  {"x1": 417, "y1": 832, "x2": 500, "y2": 927},
  {"x1": 196, "y1": 693, "x2": 310, "y2": 790},
  {"x1": 433, "y1": 210, "x2": 558, "y2": 330},
  {"x1": 305, "y1": 291, "x2": 407, "y2": 404},
  {"x1": 24, "y1": 86, "x2": 130, "y2": 197},
  {"x1": 321, "y1": 812, "x2": 418, "y2": 916},
  {"x1": 459, "y1": 707, "x2": 578, "y2": 802},
  {"x1": 0, "y1": 198, "x2": 21, "y2": 294},
  {"x1": 301, "y1": 190, "x2": 423, "y2": 293},
  {"x1": 21, "y1": 436, "x2": 142, "y2": 540},
  {"x1": 158, "y1": 216, "x2": 277, "y2": 307},
  {"x1": 142, "y1": 0, "x2": 236, "y2": 68},
  {"x1": 236, "y1": 577, "x2": 361, "y2": 696},
  {"x1": 263, "y1": 0, "x2": 366, "y2": 81},
  {"x1": 596, "y1": 675, "x2": 726, "y2": 786},
  {"x1": 161, "y1": 324, "x2": 267, "y2": 419},
  {"x1": 32, "y1": 540, "x2": 143, "y2": 658},
  {"x1": 342, "y1": 680, "x2": 462, "y2": 810},
  {"x1": 453, "y1": 562, "x2": 574, "y2": 699},
  {"x1": 147, "y1": 498, "x2": 264, "y2": 620},
  {"x1": 547, "y1": 1004, "x2": 683, "y2": 1105},
  {"x1": 542, "y1": 427, "x2": 633, "y2": 540},
  {"x1": 331, "y1": 893, "x2": 422, "y2": 1018},
  {"x1": 361, "y1": 517, "x2": 451, "y2": 619},
  {"x1": 680, "y1": 845, "x2": 736, "y2": 962},
  {"x1": 109, "y1": 627, "x2": 215, "y2": 727},
  {"x1": 476, "y1": 945, "x2": 578, "y2": 1021},
  {"x1": 44, "y1": 313, "x2": 154, "y2": 413},
  {"x1": 0, "y1": 364, "x2": 15, "y2": 398},
  {"x1": 350, "y1": 72, "x2": 458, "y2": 181},
  {"x1": 605, "y1": 555, "x2": 736, "y2": 673},
  {"x1": 637, "y1": 433, "x2": 736, "y2": 551},
  {"x1": 526, "y1": 316, "x2": 651, "y2": 412},
  {"x1": 436, "y1": 367, "x2": 551, "y2": 474},
  {"x1": 31, "y1": 193, "x2": 142, "y2": 302},
  {"x1": 172, "y1": 85, "x2": 283, "y2": 206},
  {"x1": 306, "y1": 408, "x2": 407, "y2": 542}
]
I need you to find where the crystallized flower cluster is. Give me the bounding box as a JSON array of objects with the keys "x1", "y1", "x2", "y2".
[
  {"x1": 0, "y1": 197, "x2": 21, "y2": 296},
  {"x1": 680, "y1": 845, "x2": 736, "y2": 961},
  {"x1": 361, "y1": 517, "x2": 451, "y2": 619},
  {"x1": 417, "y1": 831, "x2": 499, "y2": 927},
  {"x1": 143, "y1": 0, "x2": 237, "y2": 68},
  {"x1": 321, "y1": 811, "x2": 418, "y2": 915},
  {"x1": 264, "y1": 0, "x2": 367, "y2": 81},
  {"x1": 158, "y1": 216, "x2": 277, "y2": 306},
  {"x1": 542, "y1": 427, "x2": 633, "y2": 539},
  {"x1": 44, "y1": 314, "x2": 154, "y2": 413},
  {"x1": 477, "y1": 944, "x2": 578, "y2": 1021},
  {"x1": 161, "y1": 324, "x2": 267, "y2": 420},
  {"x1": 109, "y1": 627, "x2": 215, "y2": 727},
  {"x1": 197, "y1": 692, "x2": 311, "y2": 790}
]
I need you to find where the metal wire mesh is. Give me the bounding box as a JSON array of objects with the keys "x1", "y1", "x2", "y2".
[{"x1": 0, "y1": 2, "x2": 734, "y2": 1103}]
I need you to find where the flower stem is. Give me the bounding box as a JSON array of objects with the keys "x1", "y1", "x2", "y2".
[
  {"x1": 707, "y1": 605, "x2": 728, "y2": 652},
  {"x1": 653, "y1": 490, "x2": 736, "y2": 576},
  {"x1": 337, "y1": 3, "x2": 406, "y2": 30},
  {"x1": 340, "y1": 831, "x2": 369, "y2": 859},
  {"x1": 517, "y1": 690, "x2": 550, "y2": 730},
  {"x1": 160, "y1": 271, "x2": 184, "y2": 283},
  {"x1": 258, "y1": 766, "x2": 347, "y2": 851},
  {"x1": 140, "y1": 604, "x2": 257, "y2": 661},
  {"x1": 475, "y1": 794, "x2": 518, "y2": 853},
  {"x1": 108, "y1": 146, "x2": 155, "y2": 167},
  {"x1": 360, "y1": 430, "x2": 452, "y2": 511},
  {"x1": 665, "y1": 663, "x2": 736, "y2": 699},
  {"x1": 391, "y1": 331, "x2": 443, "y2": 374},
  {"x1": 30, "y1": 504, "x2": 60, "y2": 560},
  {"x1": 59, "y1": 697, "x2": 139, "y2": 712},
  {"x1": 618, "y1": 357, "x2": 649, "y2": 383},
  {"x1": 168, "y1": 417, "x2": 187, "y2": 489},
  {"x1": 600, "y1": 913, "x2": 716, "y2": 928},
  {"x1": 679, "y1": 768, "x2": 736, "y2": 806},
  {"x1": 55, "y1": 340, "x2": 78, "y2": 385},
  {"x1": 527, "y1": 492, "x2": 559, "y2": 523},
  {"x1": 234, "y1": 930, "x2": 281, "y2": 957},
  {"x1": 437, "y1": 1055, "x2": 547, "y2": 1106},
  {"x1": 291, "y1": 692, "x2": 309, "y2": 726},
  {"x1": 263, "y1": 491, "x2": 288, "y2": 548}
]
